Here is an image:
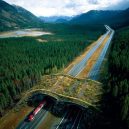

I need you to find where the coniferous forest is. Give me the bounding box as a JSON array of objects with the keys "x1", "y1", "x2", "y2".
[
  {"x1": 103, "y1": 26, "x2": 129, "y2": 129},
  {"x1": 0, "y1": 24, "x2": 102, "y2": 115}
]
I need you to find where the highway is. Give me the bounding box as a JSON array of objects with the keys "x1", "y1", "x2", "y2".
[
  {"x1": 54, "y1": 109, "x2": 83, "y2": 129},
  {"x1": 88, "y1": 27, "x2": 115, "y2": 80},
  {"x1": 16, "y1": 25, "x2": 114, "y2": 129},
  {"x1": 54, "y1": 25, "x2": 114, "y2": 129},
  {"x1": 16, "y1": 103, "x2": 50, "y2": 129},
  {"x1": 68, "y1": 27, "x2": 110, "y2": 77}
]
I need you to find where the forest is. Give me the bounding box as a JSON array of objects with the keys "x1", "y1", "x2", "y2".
[
  {"x1": 0, "y1": 24, "x2": 102, "y2": 116},
  {"x1": 104, "y1": 26, "x2": 129, "y2": 129}
]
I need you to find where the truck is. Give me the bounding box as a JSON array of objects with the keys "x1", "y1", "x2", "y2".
[{"x1": 28, "y1": 100, "x2": 46, "y2": 121}]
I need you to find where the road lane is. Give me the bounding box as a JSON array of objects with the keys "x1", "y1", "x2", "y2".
[
  {"x1": 53, "y1": 25, "x2": 113, "y2": 129},
  {"x1": 16, "y1": 101, "x2": 52, "y2": 129},
  {"x1": 55, "y1": 111, "x2": 69, "y2": 129},
  {"x1": 76, "y1": 111, "x2": 83, "y2": 129},
  {"x1": 54, "y1": 109, "x2": 83, "y2": 129},
  {"x1": 68, "y1": 29, "x2": 110, "y2": 77},
  {"x1": 71, "y1": 110, "x2": 81, "y2": 129},
  {"x1": 28, "y1": 110, "x2": 49, "y2": 129},
  {"x1": 88, "y1": 28, "x2": 115, "y2": 80},
  {"x1": 16, "y1": 108, "x2": 48, "y2": 129}
]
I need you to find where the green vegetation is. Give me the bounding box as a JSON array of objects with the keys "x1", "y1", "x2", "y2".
[
  {"x1": 104, "y1": 26, "x2": 129, "y2": 129},
  {"x1": 0, "y1": 24, "x2": 102, "y2": 116},
  {"x1": 0, "y1": 0, "x2": 41, "y2": 32},
  {"x1": 70, "y1": 9, "x2": 129, "y2": 29}
]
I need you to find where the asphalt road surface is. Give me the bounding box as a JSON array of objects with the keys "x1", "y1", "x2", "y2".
[
  {"x1": 68, "y1": 27, "x2": 110, "y2": 77},
  {"x1": 16, "y1": 105, "x2": 50, "y2": 129},
  {"x1": 88, "y1": 28, "x2": 115, "y2": 80},
  {"x1": 54, "y1": 109, "x2": 83, "y2": 129},
  {"x1": 54, "y1": 25, "x2": 114, "y2": 129}
]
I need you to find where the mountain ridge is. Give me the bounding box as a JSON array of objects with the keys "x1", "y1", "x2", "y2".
[
  {"x1": 39, "y1": 16, "x2": 72, "y2": 23},
  {"x1": 70, "y1": 8, "x2": 129, "y2": 29},
  {"x1": 0, "y1": 0, "x2": 41, "y2": 31}
]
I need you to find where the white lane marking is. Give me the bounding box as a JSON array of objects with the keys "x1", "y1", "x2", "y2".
[
  {"x1": 68, "y1": 29, "x2": 110, "y2": 77},
  {"x1": 71, "y1": 110, "x2": 81, "y2": 129},
  {"x1": 55, "y1": 112, "x2": 68, "y2": 129},
  {"x1": 29, "y1": 109, "x2": 47, "y2": 129},
  {"x1": 88, "y1": 29, "x2": 114, "y2": 79},
  {"x1": 77, "y1": 111, "x2": 83, "y2": 129},
  {"x1": 75, "y1": 30, "x2": 110, "y2": 77}
]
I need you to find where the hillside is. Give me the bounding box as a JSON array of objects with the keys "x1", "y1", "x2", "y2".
[
  {"x1": 70, "y1": 8, "x2": 129, "y2": 29},
  {"x1": 0, "y1": 0, "x2": 41, "y2": 31},
  {"x1": 39, "y1": 16, "x2": 72, "y2": 23}
]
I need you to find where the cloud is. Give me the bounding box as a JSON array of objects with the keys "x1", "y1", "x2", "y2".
[
  {"x1": 103, "y1": 0, "x2": 129, "y2": 10},
  {"x1": 4, "y1": 0, "x2": 129, "y2": 16},
  {"x1": 88, "y1": 0, "x2": 99, "y2": 5}
]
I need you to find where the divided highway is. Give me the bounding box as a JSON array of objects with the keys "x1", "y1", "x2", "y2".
[
  {"x1": 16, "y1": 25, "x2": 114, "y2": 129},
  {"x1": 54, "y1": 25, "x2": 115, "y2": 128},
  {"x1": 68, "y1": 26, "x2": 111, "y2": 77},
  {"x1": 54, "y1": 109, "x2": 83, "y2": 129},
  {"x1": 88, "y1": 27, "x2": 115, "y2": 80}
]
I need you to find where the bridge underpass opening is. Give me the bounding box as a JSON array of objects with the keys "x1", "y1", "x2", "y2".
[
  {"x1": 21, "y1": 92, "x2": 98, "y2": 129},
  {"x1": 27, "y1": 93, "x2": 57, "y2": 109},
  {"x1": 26, "y1": 92, "x2": 89, "y2": 117},
  {"x1": 53, "y1": 101, "x2": 99, "y2": 129},
  {"x1": 51, "y1": 100, "x2": 88, "y2": 119},
  {"x1": 51, "y1": 102, "x2": 88, "y2": 129},
  {"x1": 63, "y1": 101, "x2": 87, "y2": 111}
]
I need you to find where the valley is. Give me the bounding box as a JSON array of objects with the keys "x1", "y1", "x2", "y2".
[
  {"x1": 0, "y1": 0, "x2": 129, "y2": 129},
  {"x1": 0, "y1": 25, "x2": 113, "y2": 129}
]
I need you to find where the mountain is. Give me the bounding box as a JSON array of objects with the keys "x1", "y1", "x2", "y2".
[
  {"x1": 55, "y1": 18, "x2": 68, "y2": 23},
  {"x1": 70, "y1": 10, "x2": 121, "y2": 24},
  {"x1": 39, "y1": 16, "x2": 72, "y2": 23},
  {"x1": 70, "y1": 8, "x2": 129, "y2": 29},
  {"x1": 0, "y1": 0, "x2": 41, "y2": 31}
]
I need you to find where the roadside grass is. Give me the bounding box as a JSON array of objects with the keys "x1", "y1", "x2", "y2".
[{"x1": 0, "y1": 105, "x2": 33, "y2": 129}]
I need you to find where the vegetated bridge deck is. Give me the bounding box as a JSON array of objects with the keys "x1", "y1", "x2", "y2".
[{"x1": 17, "y1": 74, "x2": 103, "y2": 111}]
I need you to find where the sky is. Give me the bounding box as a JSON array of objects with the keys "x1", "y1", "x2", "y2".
[{"x1": 4, "y1": 0, "x2": 129, "y2": 16}]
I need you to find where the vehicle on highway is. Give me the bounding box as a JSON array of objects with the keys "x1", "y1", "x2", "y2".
[{"x1": 28, "y1": 100, "x2": 46, "y2": 121}]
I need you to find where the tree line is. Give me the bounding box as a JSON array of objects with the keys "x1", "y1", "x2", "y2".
[
  {"x1": 104, "y1": 26, "x2": 129, "y2": 129},
  {"x1": 0, "y1": 24, "x2": 102, "y2": 116}
]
